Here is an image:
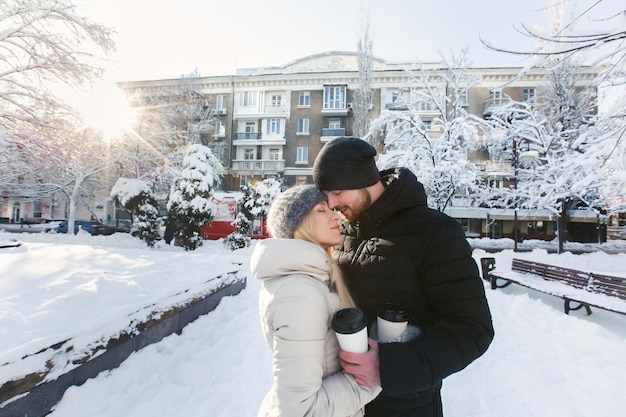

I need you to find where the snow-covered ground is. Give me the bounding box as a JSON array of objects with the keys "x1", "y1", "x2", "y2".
[{"x1": 1, "y1": 231, "x2": 625, "y2": 417}]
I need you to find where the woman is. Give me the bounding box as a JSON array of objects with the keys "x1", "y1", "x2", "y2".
[{"x1": 250, "y1": 185, "x2": 381, "y2": 417}]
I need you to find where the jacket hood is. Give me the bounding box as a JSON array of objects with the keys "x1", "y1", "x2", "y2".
[{"x1": 250, "y1": 238, "x2": 332, "y2": 285}]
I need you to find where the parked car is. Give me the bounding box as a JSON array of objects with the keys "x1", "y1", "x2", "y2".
[
  {"x1": 102, "y1": 219, "x2": 132, "y2": 233},
  {"x1": 54, "y1": 220, "x2": 113, "y2": 235}
]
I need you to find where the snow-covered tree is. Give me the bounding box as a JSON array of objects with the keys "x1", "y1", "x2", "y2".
[
  {"x1": 23, "y1": 125, "x2": 123, "y2": 234},
  {"x1": 481, "y1": 0, "x2": 626, "y2": 154},
  {"x1": 222, "y1": 212, "x2": 253, "y2": 251},
  {"x1": 123, "y1": 70, "x2": 220, "y2": 195},
  {"x1": 485, "y1": 58, "x2": 609, "y2": 252},
  {"x1": 353, "y1": 9, "x2": 374, "y2": 139},
  {"x1": 110, "y1": 178, "x2": 160, "y2": 247},
  {"x1": 240, "y1": 178, "x2": 282, "y2": 221},
  {"x1": 223, "y1": 178, "x2": 282, "y2": 250},
  {"x1": 482, "y1": 0, "x2": 626, "y2": 251},
  {"x1": 0, "y1": 0, "x2": 113, "y2": 144},
  {"x1": 585, "y1": 116, "x2": 626, "y2": 217},
  {"x1": 167, "y1": 144, "x2": 223, "y2": 251},
  {"x1": 368, "y1": 49, "x2": 487, "y2": 211},
  {"x1": 0, "y1": 0, "x2": 115, "y2": 198},
  {"x1": 482, "y1": 0, "x2": 625, "y2": 90}
]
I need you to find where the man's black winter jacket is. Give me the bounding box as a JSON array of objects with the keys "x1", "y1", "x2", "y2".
[{"x1": 333, "y1": 168, "x2": 495, "y2": 417}]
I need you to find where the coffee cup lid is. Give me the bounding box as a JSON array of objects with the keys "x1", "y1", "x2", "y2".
[
  {"x1": 332, "y1": 308, "x2": 367, "y2": 334},
  {"x1": 377, "y1": 301, "x2": 409, "y2": 322}
]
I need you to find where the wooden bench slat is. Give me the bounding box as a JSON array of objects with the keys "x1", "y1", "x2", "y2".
[
  {"x1": 589, "y1": 273, "x2": 626, "y2": 300},
  {"x1": 590, "y1": 274, "x2": 626, "y2": 292}
]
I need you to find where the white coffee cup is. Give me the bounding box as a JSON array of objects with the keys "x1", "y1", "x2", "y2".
[
  {"x1": 332, "y1": 308, "x2": 368, "y2": 353},
  {"x1": 376, "y1": 302, "x2": 409, "y2": 343}
]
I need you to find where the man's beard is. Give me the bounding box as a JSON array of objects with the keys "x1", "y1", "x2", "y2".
[{"x1": 343, "y1": 189, "x2": 371, "y2": 223}]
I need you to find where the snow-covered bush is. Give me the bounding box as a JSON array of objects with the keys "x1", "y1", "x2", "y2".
[
  {"x1": 110, "y1": 178, "x2": 160, "y2": 247},
  {"x1": 167, "y1": 144, "x2": 222, "y2": 251},
  {"x1": 223, "y1": 178, "x2": 282, "y2": 250}
]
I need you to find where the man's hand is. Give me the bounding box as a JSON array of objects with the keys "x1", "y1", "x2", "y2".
[{"x1": 339, "y1": 338, "x2": 381, "y2": 386}]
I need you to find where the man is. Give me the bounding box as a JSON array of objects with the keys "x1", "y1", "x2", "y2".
[{"x1": 313, "y1": 137, "x2": 494, "y2": 417}]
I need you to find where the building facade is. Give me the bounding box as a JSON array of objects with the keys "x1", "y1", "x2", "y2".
[{"x1": 116, "y1": 51, "x2": 605, "y2": 242}]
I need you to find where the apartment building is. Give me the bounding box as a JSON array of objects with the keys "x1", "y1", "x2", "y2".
[
  {"x1": 117, "y1": 51, "x2": 605, "y2": 241},
  {"x1": 119, "y1": 51, "x2": 598, "y2": 185}
]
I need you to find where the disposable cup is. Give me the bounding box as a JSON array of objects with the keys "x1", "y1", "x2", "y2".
[
  {"x1": 376, "y1": 301, "x2": 409, "y2": 343},
  {"x1": 331, "y1": 308, "x2": 368, "y2": 353}
]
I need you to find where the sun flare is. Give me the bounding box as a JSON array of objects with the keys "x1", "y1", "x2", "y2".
[{"x1": 75, "y1": 81, "x2": 137, "y2": 139}]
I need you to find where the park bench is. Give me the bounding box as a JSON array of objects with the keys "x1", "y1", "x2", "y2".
[{"x1": 482, "y1": 258, "x2": 626, "y2": 316}]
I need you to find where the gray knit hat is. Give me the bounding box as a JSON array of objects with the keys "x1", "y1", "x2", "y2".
[
  {"x1": 266, "y1": 185, "x2": 327, "y2": 239},
  {"x1": 313, "y1": 137, "x2": 380, "y2": 191}
]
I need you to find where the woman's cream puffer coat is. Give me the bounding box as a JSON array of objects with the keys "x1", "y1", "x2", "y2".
[{"x1": 250, "y1": 239, "x2": 381, "y2": 417}]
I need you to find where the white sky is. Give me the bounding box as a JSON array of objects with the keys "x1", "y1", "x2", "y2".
[
  {"x1": 75, "y1": 0, "x2": 624, "y2": 82},
  {"x1": 67, "y1": 0, "x2": 623, "y2": 131}
]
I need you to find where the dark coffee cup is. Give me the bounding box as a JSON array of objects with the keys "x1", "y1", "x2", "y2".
[
  {"x1": 332, "y1": 308, "x2": 368, "y2": 353},
  {"x1": 376, "y1": 302, "x2": 409, "y2": 342}
]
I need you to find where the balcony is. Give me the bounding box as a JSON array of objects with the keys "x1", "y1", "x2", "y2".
[
  {"x1": 481, "y1": 160, "x2": 514, "y2": 179},
  {"x1": 322, "y1": 128, "x2": 346, "y2": 137},
  {"x1": 321, "y1": 106, "x2": 348, "y2": 116},
  {"x1": 264, "y1": 105, "x2": 287, "y2": 116},
  {"x1": 414, "y1": 101, "x2": 440, "y2": 116},
  {"x1": 233, "y1": 105, "x2": 287, "y2": 119},
  {"x1": 385, "y1": 102, "x2": 408, "y2": 111},
  {"x1": 235, "y1": 132, "x2": 259, "y2": 140},
  {"x1": 231, "y1": 159, "x2": 285, "y2": 175},
  {"x1": 233, "y1": 132, "x2": 285, "y2": 146}
]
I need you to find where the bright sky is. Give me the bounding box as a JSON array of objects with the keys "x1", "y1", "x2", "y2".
[
  {"x1": 76, "y1": 0, "x2": 623, "y2": 83},
  {"x1": 68, "y1": 0, "x2": 623, "y2": 133}
]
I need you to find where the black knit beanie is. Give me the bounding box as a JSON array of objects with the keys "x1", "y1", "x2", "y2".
[
  {"x1": 313, "y1": 137, "x2": 380, "y2": 191},
  {"x1": 266, "y1": 185, "x2": 327, "y2": 239}
]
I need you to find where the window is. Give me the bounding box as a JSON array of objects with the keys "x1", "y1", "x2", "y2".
[
  {"x1": 458, "y1": 218, "x2": 469, "y2": 233},
  {"x1": 422, "y1": 120, "x2": 432, "y2": 130},
  {"x1": 329, "y1": 118, "x2": 341, "y2": 129},
  {"x1": 296, "y1": 147, "x2": 308, "y2": 163},
  {"x1": 271, "y1": 95, "x2": 282, "y2": 106},
  {"x1": 33, "y1": 201, "x2": 42, "y2": 218},
  {"x1": 216, "y1": 95, "x2": 224, "y2": 110},
  {"x1": 215, "y1": 120, "x2": 225, "y2": 136},
  {"x1": 392, "y1": 92, "x2": 400, "y2": 102},
  {"x1": 523, "y1": 88, "x2": 535, "y2": 102},
  {"x1": 528, "y1": 220, "x2": 546, "y2": 235},
  {"x1": 269, "y1": 148, "x2": 279, "y2": 160},
  {"x1": 490, "y1": 90, "x2": 502, "y2": 100},
  {"x1": 457, "y1": 90, "x2": 468, "y2": 106},
  {"x1": 299, "y1": 91, "x2": 310, "y2": 106},
  {"x1": 244, "y1": 148, "x2": 255, "y2": 160},
  {"x1": 245, "y1": 122, "x2": 256, "y2": 133},
  {"x1": 297, "y1": 118, "x2": 309, "y2": 134},
  {"x1": 266, "y1": 119, "x2": 281, "y2": 134},
  {"x1": 323, "y1": 86, "x2": 346, "y2": 109},
  {"x1": 418, "y1": 100, "x2": 435, "y2": 111},
  {"x1": 238, "y1": 91, "x2": 257, "y2": 106},
  {"x1": 240, "y1": 175, "x2": 252, "y2": 186}
]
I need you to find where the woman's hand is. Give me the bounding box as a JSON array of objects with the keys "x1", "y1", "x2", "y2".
[{"x1": 339, "y1": 338, "x2": 381, "y2": 386}]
